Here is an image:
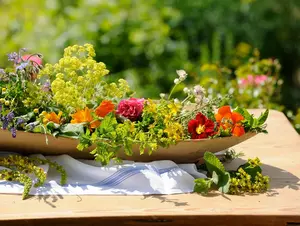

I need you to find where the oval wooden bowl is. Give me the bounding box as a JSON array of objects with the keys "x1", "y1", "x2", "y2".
[{"x1": 0, "y1": 129, "x2": 257, "y2": 163}]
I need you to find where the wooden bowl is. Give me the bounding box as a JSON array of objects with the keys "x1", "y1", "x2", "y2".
[{"x1": 0, "y1": 129, "x2": 257, "y2": 163}]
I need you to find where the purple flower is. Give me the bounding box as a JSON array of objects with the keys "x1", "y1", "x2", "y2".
[
  {"x1": 42, "y1": 81, "x2": 51, "y2": 92},
  {"x1": 0, "y1": 69, "x2": 5, "y2": 75},
  {"x1": 16, "y1": 118, "x2": 25, "y2": 126},
  {"x1": 2, "y1": 116, "x2": 8, "y2": 130},
  {"x1": 27, "y1": 122, "x2": 36, "y2": 131},
  {"x1": 10, "y1": 127, "x2": 16, "y2": 138},
  {"x1": 7, "y1": 52, "x2": 19, "y2": 63},
  {"x1": 16, "y1": 62, "x2": 29, "y2": 71},
  {"x1": 7, "y1": 112, "x2": 15, "y2": 122},
  {"x1": 116, "y1": 98, "x2": 144, "y2": 121}
]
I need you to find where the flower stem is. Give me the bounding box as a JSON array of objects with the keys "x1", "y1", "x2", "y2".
[{"x1": 168, "y1": 83, "x2": 179, "y2": 100}]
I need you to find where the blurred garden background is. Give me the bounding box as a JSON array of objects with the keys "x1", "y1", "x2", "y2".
[{"x1": 0, "y1": 0, "x2": 299, "y2": 132}]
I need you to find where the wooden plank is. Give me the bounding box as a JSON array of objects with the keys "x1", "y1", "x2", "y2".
[{"x1": 0, "y1": 109, "x2": 299, "y2": 226}]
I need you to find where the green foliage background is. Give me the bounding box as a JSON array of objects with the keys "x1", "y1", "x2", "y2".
[{"x1": 0, "y1": 0, "x2": 299, "y2": 130}]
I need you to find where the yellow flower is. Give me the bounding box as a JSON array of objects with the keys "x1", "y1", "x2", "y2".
[
  {"x1": 145, "y1": 99, "x2": 157, "y2": 114},
  {"x1": 167, "y1": 102, "x2": 181, "y2": 116},
  {"x1": 164, "y1": 122, "x2": 184, "y2": 141},
  {"x1": 236, "y1": 42, "x2": 251, "y2": 58}
]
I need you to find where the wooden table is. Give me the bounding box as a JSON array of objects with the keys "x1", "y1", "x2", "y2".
[{"x1": 0, "y1": 109, "x2": 300, "y2": 226}]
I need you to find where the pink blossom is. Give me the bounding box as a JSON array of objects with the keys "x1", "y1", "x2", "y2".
[
  {"x1": 239, "y1": 78, "x2": 248, "y2": 86},
  {"x1": 247, "y1": 74, "x2": 254, "y2": 84},
  {"x1": 117, "y1": 98, "x2": 145, "y2": 121},
  {"x1": 254, "y1": 75, "x2": 268, "y2": 85},
  {"x1": 21, "y1": 54, "x2": 42, "y2": 65},
  {"x1": 239, "y1": 74, "x2": 268, "y2": 88}
]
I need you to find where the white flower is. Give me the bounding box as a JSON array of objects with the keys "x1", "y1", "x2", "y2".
[
  {"x1": 174, "y1": 98, "x2": 180, "y2": 104},
  {"x1": 174, "y1": 78, "x2": 180, "y2": 84},
  {"x1": 183, "y1": 87, "x2": 190, "y2": 94},
  {"x1": 160, "y1": 93, "x2": 166, "y2": 99},
  {"x1": 202, "y1": 97, "x2": 209, "y2": 104},
  {"x1": 193, "y1": 85, "x2": 206, "y2": 96},
  {"x1": 176, "y1": 70, "x2": 187, "y2": 81},
  {"x1": 195, "y1": 97, "x2": 202, "y2": 104}
]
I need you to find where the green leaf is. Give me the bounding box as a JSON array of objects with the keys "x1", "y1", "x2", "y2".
[
  {"x1": 204, "y1": 152, "x2": 225, "y2": 175},
  {"x1": 124, "y1": 139, "x2": 133, "y2": 156},
  {"x1": 240, "y1": 163, "x2": 262, "y2": 182},
  {"x1": 235, "y1": 107, "x2": 254, "y2": 127},
  {"x1": 31, "y1": 125, "x2": 44, "y2": 133},
  {"x1": 99, "y1": 113, "x2": 117, "y2": 134},
  {"x1": 212, "y1": 171, "x2": 219, "y2": 184},
  {"x1": 194, "y1": 178, "x2": 212, "y2": 194},
  {"x1": 52, "y1": 131, "x2": 60, "y2": 137},
  {"x1": 218, "y1": 172, "x2": 231, "y2": 193},
  {"x1": 46, "y1": 122, "x2": 60, "y2": 131},
  {"x1": 60, "y1": 123, "x2": 84, "y2": 135},
  {"x1": 257, "y1": 109, "x2": 269, "y2": 126},
  {"x1": 252, "y1": 118, "x2": 258, "y2": 128},
  {"x1": 77, "y1": 143, "x2": 85, "y2": 151}
]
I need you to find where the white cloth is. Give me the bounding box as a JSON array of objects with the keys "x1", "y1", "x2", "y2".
[{"x1": 0, "y1": 152, "x2": 206, "y2": 196}]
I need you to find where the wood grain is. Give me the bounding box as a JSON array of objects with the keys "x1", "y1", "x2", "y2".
[{"x1": 0, "y1": 109, "x2": 299, "y2": 226}]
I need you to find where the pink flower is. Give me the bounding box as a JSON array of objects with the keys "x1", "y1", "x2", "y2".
[
  {"x1": 254, "y1": 75, "x2": 268, "y2": 85},
  {"x1": 117, "y1": 98, "x2": 145, "y2": 121},
  {"x1": 19, "y1": 54, "x2": 43, "y2": 66},
  {"x1": 247, "y1": 74, "x2": 254, "y2": 84},
  {"x1": 239, "y1": 78, "x2": 248, "y2": 87},
  {"x1": 238, "y1": 74, "x2": 268, "y2": 88}
]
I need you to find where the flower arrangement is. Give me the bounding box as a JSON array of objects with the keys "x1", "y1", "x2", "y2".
[{"x1": 0, "y1": 44, "x2": 270, "y2": 198}]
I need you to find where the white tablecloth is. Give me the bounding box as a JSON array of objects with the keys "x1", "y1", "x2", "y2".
[{"x1": 0, "y1": 152, "x2": 206, "y2": 196}]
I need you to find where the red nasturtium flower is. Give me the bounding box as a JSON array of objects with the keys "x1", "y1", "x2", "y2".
[
  {"x1": 215, "y1": 106, "x2": 245, "y2": 137},
  {"x1": 95, "y1": 100, "x2": 115, "y2": 117},
  {"x1": 188, "y1": 112, "x2": 216, "y2": 139}
]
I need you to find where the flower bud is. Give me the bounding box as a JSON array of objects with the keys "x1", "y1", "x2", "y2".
[
  {"x1": 183, "y1": 87, "x2": 190, "y2": 94},
  {"x1": 33, "y1": 108, "x2": 39, "y2": 114},
  {"x1": 159, "y1": 93, "x2": 166, "y2": 99},
  {"x1": 174, "y1": 78, "x2": 180, "y2": 84},
  {"x1": 174, "y1": 98, "x2": 179, "y2": 104},
  {"x1": 5, "y1": 100, "x2": 10, "y2": 106},
  {"x1": 2, "y1": 88, "x2": 6, "y2": 92}
]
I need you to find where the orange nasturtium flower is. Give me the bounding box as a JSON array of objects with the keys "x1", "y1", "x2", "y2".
[
  {"x1": 71, "y1": 101, "x2": 115, "y2": 129},
  {"x1": 71, "y1": 107, "x2": 100, "y2": 129},
  {"x1": 215, "y1": 106, "x2": 245, "y2": 137},
  {"x1": 43, "y1": 111, "x2": 63, "y2": 124},
  {"x1": 95, "y1": 100, "x2": 115, "y2": 117}
]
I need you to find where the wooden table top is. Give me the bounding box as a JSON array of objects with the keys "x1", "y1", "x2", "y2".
[{"x1": 0, "y1": 109, "x2": 300, "y2": 226}]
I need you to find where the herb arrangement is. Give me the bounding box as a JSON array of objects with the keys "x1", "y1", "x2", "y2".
[{"x1": 0, "y1": 44, "x2": 270, "y2": 199}]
